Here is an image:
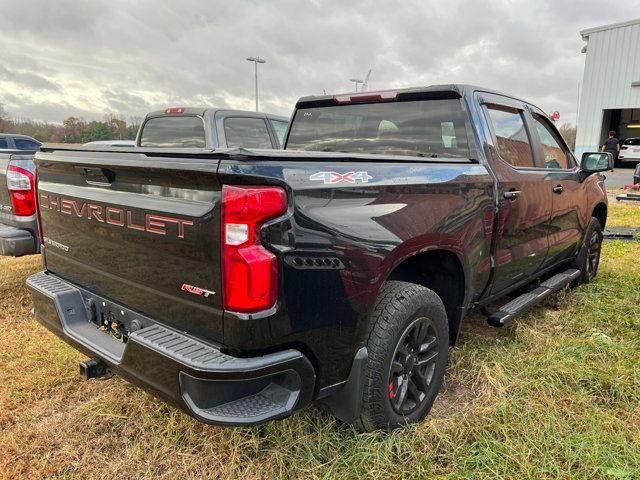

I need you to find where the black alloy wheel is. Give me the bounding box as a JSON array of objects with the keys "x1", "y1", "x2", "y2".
[
  {"x1": 585, "y1": 227, "x2": 602, "y2": 281},
  {"x1": 355, "y1": 281, "x2": 449, "y2": 432},
  {"x1": 388, "y1": 316, "x2": 439, "y2": 415}
]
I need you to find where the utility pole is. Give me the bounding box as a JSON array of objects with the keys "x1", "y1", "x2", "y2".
[{"x1": 246, "y1": 56, "x2": 266, "y2": 111}]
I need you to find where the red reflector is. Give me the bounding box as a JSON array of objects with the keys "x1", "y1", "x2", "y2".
[
  {"x1": 165, "y1": 107, "x2": 184, "y2": 114},
  {"x1": 7, "y1": 166, "x2": 36, "y2": 216},
  {"x1": 221, "y1": 185, "x2": 287, "y2": 313}
]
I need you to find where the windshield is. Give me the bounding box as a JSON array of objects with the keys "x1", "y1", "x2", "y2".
[{"x1": 286, "y1": 99, "x2": 471, "y2": 158}]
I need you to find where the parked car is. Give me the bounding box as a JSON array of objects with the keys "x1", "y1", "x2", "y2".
[
  {"x1": 618, "y1": 137, "x2": 640, "y2": 165},
  {"x1": 0, "y1": 150, "x2": 39, "y2": 256},
  {"x1": 27, "y1": 84, "x2": 610, "y2": 431},
  {"x1": 137, "y1": 108, "x2": 289, "y2": 149},
  {"x1": 83, "y1": 140, "x2": 136, "y2": 148},
  {"x1": 0, "y1": 133, "x2": 42, "y2": 150}
]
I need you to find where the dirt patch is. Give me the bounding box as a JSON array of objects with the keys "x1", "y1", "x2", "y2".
[{"x1": 430, "y1": 378, "x2": 477, "y2": 417}]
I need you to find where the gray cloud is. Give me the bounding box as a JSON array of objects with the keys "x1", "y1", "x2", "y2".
[
  {"x1": 0, "y1": 0, "x2": 637, "y2": 124},
  {"x1": 0, "y1": 65, "x2": 60, "y2": 92}
]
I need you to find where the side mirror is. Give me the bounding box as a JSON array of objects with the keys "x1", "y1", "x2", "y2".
[{"x1": 580, "y1": 152, "x2": 613, "y2": 173}]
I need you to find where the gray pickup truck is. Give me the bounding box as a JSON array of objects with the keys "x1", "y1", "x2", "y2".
[
  {"x1": 136, "y1": 108, "x2": 289, "y2": 149},
  {"x1": 0, "y1": 150, "x2": 39, "y2": 256},
  {"x1": 0, "y1": 133, "x2": 42, "y2": 150}
]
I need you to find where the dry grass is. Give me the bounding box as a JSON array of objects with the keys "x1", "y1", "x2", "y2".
[{"x1": 0, "y1": 211, "x2": 639, "y2": 479}]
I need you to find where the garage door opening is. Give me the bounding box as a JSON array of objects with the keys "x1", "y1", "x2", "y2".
[{"x1": 600, "y1": 108, "x2": 640, "y2": 145}]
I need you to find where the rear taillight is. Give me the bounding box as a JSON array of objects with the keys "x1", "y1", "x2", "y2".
[
  {"x1": 7, "y1": 165, "x2": 35, "y2": 216},
  {"x1": 221, "y1": 185, "x2": 287, "y2": 313}
]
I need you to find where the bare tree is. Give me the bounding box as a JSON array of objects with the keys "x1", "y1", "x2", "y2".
[
  {"x1": 104, "y1": 113, "x2": 127, "y2": 140},
  {"x1": 0, "y1": 103, "x2": 10, "y2": 132},
  {"x1": 558, "y1": 123, "x2": 577, "y2": 151},
  {"x1": 62, "y1": 117, "x2": 87, "y2": 143}
]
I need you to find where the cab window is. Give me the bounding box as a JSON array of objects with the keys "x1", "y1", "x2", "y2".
[
  {"x1": 269, "y1": 119, "x2": 289, "y2": 148},
  {"x1": 139, "y1": 116, "x2": 206, "y2": 148},
  {"x1": 14, "y1": 138, "x2": 41, "y2": 150},
  {"x1": 224, "y1": 117, "x2": 273, "y2": 149},
  {"x1": 486, "y1": 105, "x2": 535, "y2": 168},
  {"x1": 531, "y1": 114, "x2": 573, "y2": 169}
]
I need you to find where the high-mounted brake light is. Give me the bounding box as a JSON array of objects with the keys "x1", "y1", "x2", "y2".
[
  {"x1": 221, "y1": 185, "x2": 287, "y2": 313},
  {"x1": 7, "y1": 165, "x2": 36, "y2": 216},
  {"x1": 165, "y1": 107, "x2": 185, "y2": 114},
  {"x1": 334, "y1": 89, "x2": 399, "y2": 104}
]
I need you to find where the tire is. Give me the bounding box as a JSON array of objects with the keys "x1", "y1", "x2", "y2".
[
  {"x1": 570, "y1": 217, "x2": 603, "y2": 285},
  {"x1": 355, "y1": 281, "x2": 449, "y2": 432}
]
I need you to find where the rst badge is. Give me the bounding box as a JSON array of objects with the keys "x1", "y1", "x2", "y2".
[
  {"x1": 181, "y1": 283, "x2": 216, "y2": 298},
  {"x1": 310, "y1": 171, "x2": 373, "y2": 184}
]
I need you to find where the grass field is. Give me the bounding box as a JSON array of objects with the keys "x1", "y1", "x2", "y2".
[
  {"x1": 0, "y1": 204, "x2": 638, "y2": 479},
  {"x1": 606, "y1": 200, "x2": 640, "y2": 228}
]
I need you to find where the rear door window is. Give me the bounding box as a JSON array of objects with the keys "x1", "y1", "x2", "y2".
[
  {"x1": 485, "y1": 106, "x2": 535, "y2": 168},
  {"x1": 224, "y1": 117, "x2": 273, "y2": 149},
  {"x1": 0, "y1": 138, "x2": 8, "y2": 148},
  {"x1": 531, "y1": 114, "x2": 573, "y2": 169},
  {"x1": 139, "y1": 116, "x2": 206, "y2": 148},
  {"x1": 269, "y1": 119, "x2": 289, "y2": 148},
  {"x1": 14, "y1": 138, "x2": 41, "y2": 150}
]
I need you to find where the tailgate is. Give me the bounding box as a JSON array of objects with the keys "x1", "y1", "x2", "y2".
[{"x1": 35, "y1": 149, "x2": 224, "y2": 342}]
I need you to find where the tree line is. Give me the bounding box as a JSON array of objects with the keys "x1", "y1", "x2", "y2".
[{"x1": 0, "y1": 104, "x2": 141, "y2": 144}]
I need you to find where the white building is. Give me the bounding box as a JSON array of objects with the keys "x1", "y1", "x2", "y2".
[{"x1": 575, "y1": 18, "x2": 640, "y2": 158}]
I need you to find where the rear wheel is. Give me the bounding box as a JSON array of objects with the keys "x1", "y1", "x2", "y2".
[
  {"x1": 570, "y1": 217, "x2": 603, "y2": 285},
  {"x1": 355, "y1": 281, "x2": 449, "y2": 432}
]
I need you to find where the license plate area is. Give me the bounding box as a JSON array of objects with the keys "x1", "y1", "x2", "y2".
[{"x1": 81, "y1": 292, "x2": 151, "y2": 345}]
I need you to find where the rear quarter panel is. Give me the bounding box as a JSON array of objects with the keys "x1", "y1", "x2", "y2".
[{"x1": 218, "y1": 158, "x2": 495, "y2": 388}]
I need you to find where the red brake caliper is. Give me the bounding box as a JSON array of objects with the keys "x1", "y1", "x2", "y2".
[{"x1": 388, "y1": 381, "x2": 395, "y2": 399}]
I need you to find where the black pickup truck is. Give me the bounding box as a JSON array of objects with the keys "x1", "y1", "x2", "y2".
[{"x1": 27, "y1": 85, "x2": 611, "y2": 431}]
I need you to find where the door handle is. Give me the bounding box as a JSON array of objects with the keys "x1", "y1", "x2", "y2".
[
  {"x1": 503, "y1": 189, "x2": 520, "y2": 200},
  {"x1": 553, "y1": 185, "x2": 564, "y2": 194}
]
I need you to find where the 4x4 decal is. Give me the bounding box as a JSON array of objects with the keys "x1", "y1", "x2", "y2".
[{"x1": 309, "y1": 171, "x2": 373, "y2": 184}]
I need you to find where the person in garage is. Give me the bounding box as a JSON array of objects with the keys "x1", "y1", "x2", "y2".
[{"x1": 602, "y1": 130, "x2": 620, "y2": 166}]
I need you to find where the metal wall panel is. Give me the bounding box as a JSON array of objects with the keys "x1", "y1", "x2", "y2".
[{"x1": 575, "y1": 20, "x2": 640, "y2": 157}]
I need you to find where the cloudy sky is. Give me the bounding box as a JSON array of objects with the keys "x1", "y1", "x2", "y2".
[{"x1": 1, "y1": 0, "x2": 637, "y2": 125}]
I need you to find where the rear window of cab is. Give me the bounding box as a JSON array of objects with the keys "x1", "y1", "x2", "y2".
[
  {"x1": 286, "y1": 99, "x2": 471, "y2": 159},
  {"x1": 139, "y1": 116, "x2": 206, "y2": 148}
]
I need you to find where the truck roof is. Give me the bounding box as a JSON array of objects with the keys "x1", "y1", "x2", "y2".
[
  {"x1": 144, "y1": 107, "x2": 289, "y2": 122},
  {"x1": 295, "y1": 84, "x2": 532, "y2": 109}
]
